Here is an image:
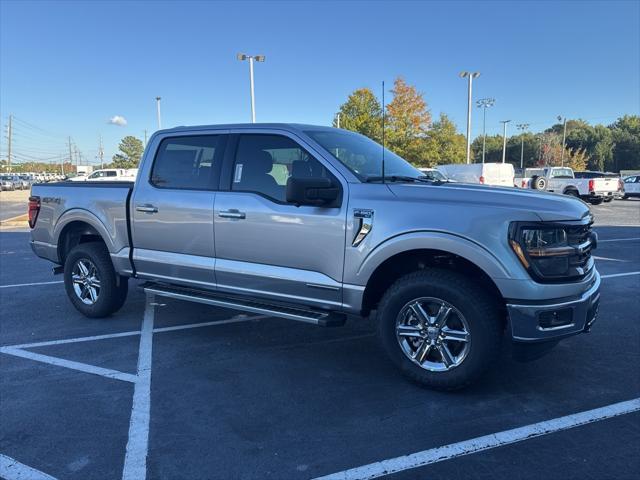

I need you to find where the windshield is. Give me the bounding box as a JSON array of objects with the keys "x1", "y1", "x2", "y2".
[{"x1": 305, "y1": 129, "x2": 422, "y2": 182}]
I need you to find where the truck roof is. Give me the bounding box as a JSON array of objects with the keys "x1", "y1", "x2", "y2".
[{"x1": 155, "y1": 123, "x2": 335, "y2": 135}]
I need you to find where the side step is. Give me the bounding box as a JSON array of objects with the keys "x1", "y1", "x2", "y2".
[{"x1": 143, "y1": 283, "x2": 346, "y2": 327}]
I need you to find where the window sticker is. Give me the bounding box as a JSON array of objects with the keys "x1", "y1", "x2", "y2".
[{"x1": 234, "y1": 164, "x2": 243, "y2": 183}]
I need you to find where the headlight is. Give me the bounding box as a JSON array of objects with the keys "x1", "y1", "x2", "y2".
[{"x1": 509, "y1": 222, "x2": 595, "y2": 282}]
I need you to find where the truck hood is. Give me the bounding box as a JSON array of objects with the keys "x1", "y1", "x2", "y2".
[{"x1": 387, "y1": 182, "x2": 591, "y2": 222}]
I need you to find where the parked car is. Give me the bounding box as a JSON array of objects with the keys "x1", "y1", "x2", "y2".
[
  {"x1": 29, "y1": 124, "x2": 600, "y2": 390},
  {"x1": 0, "y1": 176, "x2": 16, "y2": 191},
  {"x1": 515, "y1": 166, "x2": 618, "y2": 205},
  {"x1": 574, "y1": 171, "x2": 622, "y2": 202},
  {"x1": 68, "y1": 168, "x2": 138, "y2": 182},
  {"x1": 0, "y1": 175, "x2": 22, "y2": 190},
  {"x1": 435, "y1": 162, "x2": 515, "y2": 187},
  {"x1": 621, "y1": 175, "x2": 640, "y2": 199}
]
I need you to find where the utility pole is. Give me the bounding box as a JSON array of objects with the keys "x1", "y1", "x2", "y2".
[
  {"x1": 558, "y1": 116, "x2": 567, "y2": 166},
  {"x1": 500, "y1": 120, "x2": 511, "y2": 164},
  {"x1": 336, "y1": 113, "x2": 340, "y2": 129},
  {"x1": 7, "y1": 114, "x2": 12, "y2": 173},
  {"x1": 67, "y1": 137, "x2": 73, "y2": 175},
  {"x1": 516, "y1": 123, "x2": 530, "y2": 169},
  {"x1": 99, "y1": 135, "x2": 104, "y2": 169},
  {"x1": 144, "y1": 130, "x2": 148, "y2": 148},
  {"x1": 477, "y1": 98, "x2": 495, "y2": 164},
  {"x1": 459, "y1": 71, "x2": 480, "y2": 164},
  {"x1": 156, "y1": 97, "x2": 162, "y2": 129}
]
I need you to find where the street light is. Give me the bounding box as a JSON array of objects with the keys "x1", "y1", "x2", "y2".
[
  {"x1": 516, "y1": 123, "x2": 530, "y2": 169},
  {"x1": 237, "y1": 53, "x2": 266, "y2": 123},
  {"x1": 460, "y1": 71, "x2": 480, "y2": 164},
  {"x1": 500, "y1": 120, "x2": 511, "y2": 164},
  {"x1": 155, "y1": 97, "x2": 162, "y2": 129},
  {"x1": 476, "y1": 98, "x2": 495, "y2": 164},
  {"x1": 558, "y1": 115, "x2": 567, "y2": 166}
]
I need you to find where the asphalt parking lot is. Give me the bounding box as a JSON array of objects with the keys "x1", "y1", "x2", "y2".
[{"x1": 1, "y1": 200, "x2": 639, "y2": 480}]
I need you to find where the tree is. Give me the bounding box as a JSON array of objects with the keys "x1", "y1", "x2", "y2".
[
  {"x1": 610, "y1": 115, "x2": 640, "y2": 172},
  {"x1": 333, "y1": 88, "x2": 382, "y2": 142},
  {"x1": 385, "y1": 77, "x2": 432, "y2": 164},
  {"x1": 111, "y1": 136, "x2": 144, "y2": 169},
  {"x1": 471, "y1": 134, "x2": 505, "y2": 163},
  {"x1": 422, "y1": 113, "x2": 466, "y2": 166}
]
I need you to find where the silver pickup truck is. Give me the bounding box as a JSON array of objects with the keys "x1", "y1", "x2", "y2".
[{"x1": 28, "y1": 124, "x2": 601, "y2": 389}]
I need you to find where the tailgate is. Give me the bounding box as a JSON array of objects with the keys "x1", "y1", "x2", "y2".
[{"x1": 593, "y1": 177, "x2": 618, "y2": 192}]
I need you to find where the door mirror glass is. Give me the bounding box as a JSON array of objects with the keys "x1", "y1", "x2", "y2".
[{"x1": 286, "y1": 177, "x2": 339, "y2": 207}]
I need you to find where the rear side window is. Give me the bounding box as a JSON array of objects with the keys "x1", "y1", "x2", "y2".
[
  {"x1": 151, "y1": 135, "x2": 221, "y2": 190},
  {"x1": 106, "y1": 171, "x2": 117, "y2": 177}
]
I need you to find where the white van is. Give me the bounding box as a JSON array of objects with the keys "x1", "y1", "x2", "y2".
[
  {"x1": 68, "y1": 168, "x2": 138, "y2": 182},
  {"x1": 436, "y1": 163, "x2": 515, "y2": 187}
]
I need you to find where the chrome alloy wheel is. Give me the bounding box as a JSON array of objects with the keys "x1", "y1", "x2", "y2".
[
  {"x1": 72, "y1": 258, "x2": 101, "y2": 305},
  {"x1": 395, "y1": 297, "x2": 471, "y2": 372}
]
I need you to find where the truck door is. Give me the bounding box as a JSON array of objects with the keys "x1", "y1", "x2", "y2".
[
  {"x1": 131, "y1": 134, "x2": 226, "y2": 289},
  {"x1": 214, "y1": 133, "x2": 347, "y2": 310}
]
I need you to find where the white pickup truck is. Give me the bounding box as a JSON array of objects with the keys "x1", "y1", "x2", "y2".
[
  {"x1": 515, "y1": 166, "x2": 618, "y2": 205},
  {"x1": 68, "y1": 168, "x2": 138, "y2": 182}
]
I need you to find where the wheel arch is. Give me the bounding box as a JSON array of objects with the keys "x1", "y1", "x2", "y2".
[
  {"x1": 358, "y1": 233, "x2": 509, "y2": 316},
  {"x1": 55, "y1": 211, "x2": 113, "y2": 264}
]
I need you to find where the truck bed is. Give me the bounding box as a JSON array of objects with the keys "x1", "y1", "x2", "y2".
[{"x1": 30, "y1": 181, "x2": 134, "y2": 267}]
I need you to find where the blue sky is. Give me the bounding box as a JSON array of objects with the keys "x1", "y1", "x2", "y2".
[{"x1": 1, "y1": 0, "x2": 639, "y2": 165}]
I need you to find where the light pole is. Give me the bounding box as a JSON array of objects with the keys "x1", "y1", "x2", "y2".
[
  {"x1": 516, "y1": 123, "x2": 530, "y2": 169},
  {"x1": 476, "y1": 98, "x2": 495, "y2": 164},
  {"x1": 155, "y1": 97, "x2": 162, "y2": 129},
  {"x1": 558, "y1": 115, "x2": 567, "y2": 166},
  {"x1": 237, "y1": 53, "x2": 266, "y2": 123},
  {"x1": 500, "y1": 120, "x2": 511, "y2": 164},
  {"x1": 459, "y1": 71, "x2": 480, "y2": 164}
]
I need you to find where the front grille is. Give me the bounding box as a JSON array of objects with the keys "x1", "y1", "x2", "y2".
[{"x1": 566, "y1": 222, "x2": 594, "y2": 278}]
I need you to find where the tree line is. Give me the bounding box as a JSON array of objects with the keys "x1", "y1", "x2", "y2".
[{"x1": 334, "y1": 77, "x2": 640, "y2": 172}]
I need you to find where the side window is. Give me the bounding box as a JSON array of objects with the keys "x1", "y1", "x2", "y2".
[
  {"x1": 106, "y1": 171, "x2": 117, "y2": 177},
  {"x1": 232, "y1": 134, "x2": 333, "y2": 203},
  {"x1": 151, "y1": 135, "x2": 220, "y2": 190}
]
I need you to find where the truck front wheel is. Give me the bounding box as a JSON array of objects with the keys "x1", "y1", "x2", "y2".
[
  {"x1": 63, "y1": 242, "x2": 128, "y2": 318},
  {"x1": 377, "y1": 269, "x2": 502, "y2": 390}
]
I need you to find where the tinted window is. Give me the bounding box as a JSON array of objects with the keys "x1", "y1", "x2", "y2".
[
  {"x1": 151, "y1": 136, "x2": 220, "y2": 190},
  {"x1": 232, "y1": 134, "x2": 333, "y2": 202},
  {"x1": 106, "y1": 171, "x2": 117, "y2": 177}
]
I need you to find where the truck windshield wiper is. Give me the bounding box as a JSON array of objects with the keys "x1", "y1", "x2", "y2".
[{"x1": 364, "y1": 175, "x2": 433, "y2": 183}]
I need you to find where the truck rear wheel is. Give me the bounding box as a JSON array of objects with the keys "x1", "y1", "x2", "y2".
[
  {"x1": 63, "y1": 242, "x2": 128, "y2": 318},
  {"x1": 589, "y1": 198, "x2": 604, "y2": 205},
  {"x1": 377, "y1": 269, "x2": 502, "y2": 390}
]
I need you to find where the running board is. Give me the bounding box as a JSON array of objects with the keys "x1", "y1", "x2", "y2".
[{"x1": 143, "y1": 284, "x2": 346, "y2": 327}]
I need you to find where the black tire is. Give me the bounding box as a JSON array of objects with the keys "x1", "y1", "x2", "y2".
[
  {"x1": 564, "y1": 189, "x2": 579, "y2": 198},
  {"x1": 531, "y1": 176, "x2": 547, "y2": 190},
  {"x1": 377, "y1": 269, "x2": 502, "y2": 390},
  {"x1": 604, "y1": 197, "x2": 613, "y2": 203},
  {"x1": 63, "y1": 242, "x2": 128, "y2": 318},
  {"x1": 589, "y1": 198, "x2": 604, "y2": 205}
]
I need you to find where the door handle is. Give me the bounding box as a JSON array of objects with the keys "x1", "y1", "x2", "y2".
[
  {"x1": 136, "y1": 204, "x2": 158, "y2": 213},
  {"x1": 218, "y1": 210, "x2": 246, "y2": 219}
]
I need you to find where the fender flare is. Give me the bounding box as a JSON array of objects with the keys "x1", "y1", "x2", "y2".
[
  {"x1": 54, "y1": 208, "x2": 116, "y2": 255},
  {"x1": 356, "y1": 231, "x2": 512, "y2": 286}
]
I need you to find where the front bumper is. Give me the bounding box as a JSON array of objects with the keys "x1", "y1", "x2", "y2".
[{"x1": 507, "y1": 270, "x2": 600, "y2": 342}]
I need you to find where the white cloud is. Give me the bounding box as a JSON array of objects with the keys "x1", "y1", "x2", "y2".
[{"x1": 108, "y1": 115, "x2": 127, "y2": 126}]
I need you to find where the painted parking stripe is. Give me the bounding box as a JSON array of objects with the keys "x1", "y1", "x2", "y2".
[
  {"x1": 601, "y1": 271, "x2": 640, "y2": 279},
  {"x1": 8, "y1": 330, "x2": 141, "y2": 350},
  {"x1": 598, "y1": 237, "x2": 640, "y2": 243},
  {"x1": 313, "y1": 398, "x2": 640, "y2": 480},
  {"x1": 153, "y1": 314, "x2": 268, "y2": 333},
  {"x1": 122, "y1": 293, "x2": 155, "y2": 480},
  {"x1": 0, "y1": 453, "x2": 58, "y2": 480},
  {"x1": 0, "y1": 280, "x2": 63, "y2": 289},
  {"x1": 0, "y1": 346, "x2": 138, "y2": 383}
]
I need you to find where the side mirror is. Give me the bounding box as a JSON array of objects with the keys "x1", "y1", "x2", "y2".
[{"x1": 286, "y1": 177, "x2": 339, "y2": 207}]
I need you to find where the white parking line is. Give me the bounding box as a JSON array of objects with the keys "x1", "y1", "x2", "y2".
[
  {"x1": 0, "y1": 280, "x2": 63, "y2": 289},
  {"x1": 0, "y1": 453, "x2": 58, "y2": 480},
  {"x1": 0, "y1": 346, "x2": 138, "y2": 383},
  {"x1": 598, "y1": 237, "x2": 640, "y2": 243},
  {"x1": 313, "y1": 397, "x2": 640, "y2": 480},
  {"x1": 122, "y1": 293, "x2": 155, "y2": 480},
  {"x1": 601, "y1": 271, "x2": 640, "y2": 279}
]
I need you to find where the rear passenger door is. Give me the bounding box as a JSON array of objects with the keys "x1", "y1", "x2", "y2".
[
  {"x1": 131, "y1": 134, "x2": 226, "y2": 289},
  {"x1": 214, "y1": 132, "x2": 347, "y2": 310}
]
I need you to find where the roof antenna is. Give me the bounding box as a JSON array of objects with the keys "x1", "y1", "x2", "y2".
[{"x1": 381, "y1": 80, "x2": 386, "y2": 184}]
